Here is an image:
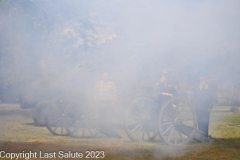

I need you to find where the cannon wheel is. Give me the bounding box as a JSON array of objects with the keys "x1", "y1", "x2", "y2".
[
  {"x1": 125, "y1": 97, "x2": 158, "y2": 142},
  {"x1": 46, "y1": 99, "x2": 69, "y2": 136},
  {"x1": 158, "y1": 97, "x2": 197, "y2": 145},
  {"x1": 65, "y1": 106, "x2": 99, "y2": 138},
  {"x1": 32, "y1": 101, "x2": 50, "y2": 126}
]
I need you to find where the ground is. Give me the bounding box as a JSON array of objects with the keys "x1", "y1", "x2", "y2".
[{"x1": 0, "y1": 104, "x2": 240, "y2": 160}]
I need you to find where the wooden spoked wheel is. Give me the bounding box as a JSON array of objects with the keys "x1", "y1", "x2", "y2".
[
  {"x1": 65, "y1": 108, "x2": 99, "y2": 138},
  {"x1": 158, "y1": 97, "x2": 197, "y2": 145},
  {"x1": 46, "y1": 99, "x2": 69, "y2": 136},
  {"x1": 125, "y1": 97, "x2": 158, "y2": 142}
]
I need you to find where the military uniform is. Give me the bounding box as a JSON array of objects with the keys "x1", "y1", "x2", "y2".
[
  {"x1": 195, "y1": 80, "x2": 214, "y2": 136},
  {"x1": 94, "y1": 79, "x2": 120, "y2": 138}
]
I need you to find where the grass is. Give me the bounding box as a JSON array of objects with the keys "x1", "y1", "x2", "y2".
[{"x1": 0, "y1": 106, "x2": 240, "y2": 160}]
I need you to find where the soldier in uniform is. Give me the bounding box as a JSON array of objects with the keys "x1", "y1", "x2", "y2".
[
  {"x1": 195, "y1": 75, "x2": 215, "y2": 137},
  {"x1": 94, "y1": 72, "x2": 121, "y2": 138},
  {"x1": 155, "y1": 74, "x2": 177, "y2": 103},
  {"x1": 230, "y1": 80, "x2": 240, "y2": 112}
]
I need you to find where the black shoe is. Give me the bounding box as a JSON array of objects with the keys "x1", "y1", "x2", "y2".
[{"x1": 208, "y1": 135, "x2": 216, "y2": 142}]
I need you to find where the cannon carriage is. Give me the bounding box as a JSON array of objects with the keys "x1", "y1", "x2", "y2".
[{"x1": 124, "y1": 93, "x2": 198, "y2": 145}]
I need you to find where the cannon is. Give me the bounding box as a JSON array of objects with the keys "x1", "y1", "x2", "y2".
[
  {"x1": 124, "y1": 88, "x2": 215, "y2": 145},
  {"x1": 19, "y1": 70, "x2": 96, "y2": 127}
]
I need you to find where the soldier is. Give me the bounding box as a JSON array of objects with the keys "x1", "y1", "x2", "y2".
[
  {"x1": 230, "y1": 80, "x2": 240, "y2": 112},
  {"x1": 94, "y1": 72, "x2": 120, "y2": 138},
  {"x1": 194, "y1": 75, "x2": 215, "y2": 137},
  {"x1": 155, "y1": 74, "x2": 177, "y2": 103}
]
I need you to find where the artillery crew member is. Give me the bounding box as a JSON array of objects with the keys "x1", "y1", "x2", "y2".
[
  {"x1": 195, "y1": 75, "x2": 215, "y2": 138},
  {"x1": 156, "y1": 74, "x2": 177, "y2": 103},
  {"x1": 94, "y1": 72, "x2": 120, "y2": 138},
  {"x1": 95, "y1": 73, "x2": 117, "y2": 103}
]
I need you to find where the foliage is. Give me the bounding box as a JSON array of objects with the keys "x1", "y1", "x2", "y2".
[{"x1": 0, "y1": 0, "x2": 119, "y2": 89}]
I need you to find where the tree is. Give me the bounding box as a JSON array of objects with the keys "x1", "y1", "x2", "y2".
[{"x1": 0, "y1": 0, "x2": 121, "y2": 102}]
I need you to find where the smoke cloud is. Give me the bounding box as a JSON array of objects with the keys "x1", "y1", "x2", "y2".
[{"x1": 0, "y1": 0, "x2": 239, "y2": 157}]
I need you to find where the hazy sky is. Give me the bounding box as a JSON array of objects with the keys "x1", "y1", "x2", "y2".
[{"x1": 98, "y1": 0, "x2": 239, "y2": 81}]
